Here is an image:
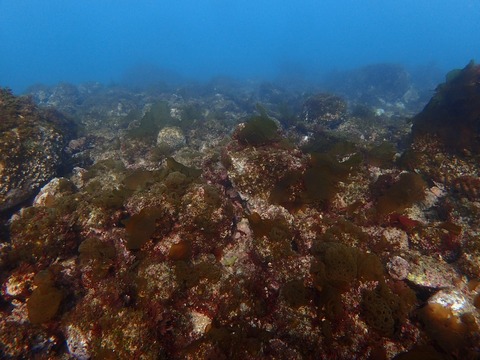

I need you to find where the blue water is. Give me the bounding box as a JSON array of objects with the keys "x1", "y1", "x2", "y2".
[{"x1": 1, "y1": 0, "x2": 480, "y2": 93}]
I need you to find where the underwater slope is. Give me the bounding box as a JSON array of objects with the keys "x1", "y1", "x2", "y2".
[{"x1": 0, "y1": 63, "x2": 480, "y2": 359}]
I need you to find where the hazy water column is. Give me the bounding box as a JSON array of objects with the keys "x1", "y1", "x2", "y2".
[{"x1": 0, "y1": 0, "x2": 479, "y2": 92}]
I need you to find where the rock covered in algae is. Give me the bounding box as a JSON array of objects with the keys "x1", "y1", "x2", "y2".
[
  {"x1": 0, "y1": 88, "x2": 74, "y2": 212},
  {"x1": 301, "y1": 93, "x2": 347, "y2": 129},
  {"x1": 156, "y1": 126, "x2": 186, "y2": 151},
  {"x1": 411, "y1": 60, "x2": 480, "y2": 155}
]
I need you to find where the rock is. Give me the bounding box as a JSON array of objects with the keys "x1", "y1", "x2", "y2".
[
  {"x1": 156, "y1": 126, "x2": 186, "y2": 151},
  {"x1": 406, "y1": 254, "x2": 460, "y2": 289},
  {"x1": 411, "y1": 61, "x2": 480, "y2": 155},
  {"x1": 325, "y1": 63, "x2": 411, "y2": 107},
  {"x1": 301, "y1": 93, "x2": 347, "y2": 129},
  {"x1": 64, "y1": 324, "x2": 91, "y2": 360},
  {"x1": 427, "y1": 288, "x2": 475, "y2": 317},
  {"x1": 33, "y1": 177, "x2": 75, "y2": 207},
  {"x1": 0, "y1": 89, "x2": 74, "y2": 212},
  {"x1": 387, "y1": 256, "x2": 410, "y2": 280}
]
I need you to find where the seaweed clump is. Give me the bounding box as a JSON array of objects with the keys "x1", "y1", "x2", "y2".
[
  {"x1": 124, "y1": 207, "x2": 164, "y2": 250},
  {"x1": 248, "y1": 212, "x2": 296, "y2": 263},
  {"x1": 235, "y1": 106, "x2": 280, "y2": 146},
  {"x1": 27, "y1": 270, "x2": 64, "y2": 324},
  {"x1": 126, "y1": 101, "x2": 173, "y2": 142},
  {"x1": 361, "y1": 283, "x2": 411, "y2": 337},
  {"x1": 310, "y1": 242, "x2": 415, "y2": 337},
  {"x1": 418, "y1": 303, "x2": 479, "y2": 356},
  {"x1": 270, "y1": 138, "x2": 362, "y2": 210},
  {"x1": 373, "y1": 172, "x2": 427, "y2": 216}
]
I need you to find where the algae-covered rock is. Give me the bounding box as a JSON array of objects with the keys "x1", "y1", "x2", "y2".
[
  {"x1": 234, "y1": 106, "x2": 280, "y2": 146},
  {"x1": 301, "y1": 93, "x2": 347, "y2": 129},
  {"x1": 411, "y1": 61, "x2": 480, "y2": 155},
  {"x1": 156, "y1": 126, "x2": 186, "y2": 151},
  {"x1": 0, "y1": 88, "x2": 74, "y2": 212},
  {"x1": 374, "y1": 172, "x2": 427, "y2": 215}
]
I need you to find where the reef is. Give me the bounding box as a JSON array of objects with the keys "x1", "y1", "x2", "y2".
[{"x1": 1, "y1": 62, "x2": 480, "y2": 359}]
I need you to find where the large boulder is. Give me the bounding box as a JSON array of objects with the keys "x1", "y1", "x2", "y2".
[
  {"x1": 411, "y1": 61, "x2": 480, "y2": 155},
  {"x1": 300, "y1": 93, "x2": 347, "y2": 130},
  {"x1": 0, "y1": 88, "x2": 74, "y2": 212}
]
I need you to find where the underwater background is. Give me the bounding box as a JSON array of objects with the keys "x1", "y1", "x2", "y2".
[
  {"x1": 1, "y1": 0, "x2": 480, "y2": 92},
  {"x1": 2, "y1": 1, "x2": 480, "y2": 360}
]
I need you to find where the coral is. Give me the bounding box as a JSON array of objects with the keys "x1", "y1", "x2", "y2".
[
  {"x1": 451, "y1": 175, "x2": 480, "y2": 200},
  {"x1": 362, "y1": 284, "x2": 398, "y2": 337},
  {"x1": 361, "y1": 282, "x2": 415, "y2": 338}
]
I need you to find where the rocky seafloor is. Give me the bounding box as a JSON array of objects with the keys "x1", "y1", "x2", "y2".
[{"x1": 1, "y1": 63, "x2": 480, "y2": 359}]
